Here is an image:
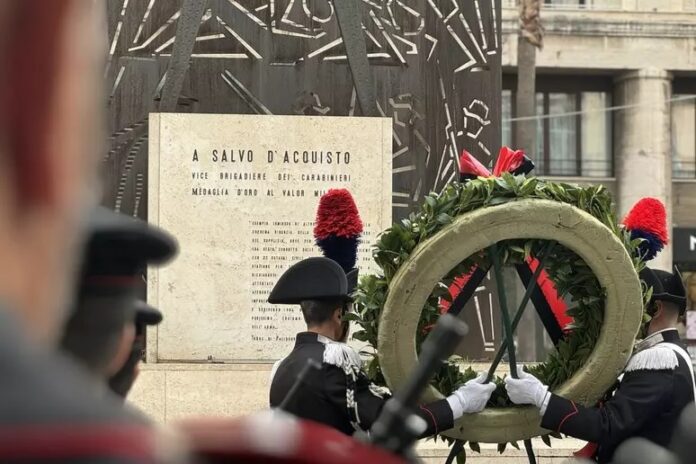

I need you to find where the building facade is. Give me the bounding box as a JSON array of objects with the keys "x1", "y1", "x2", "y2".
[{"x1": 502, "y1": 0, "x2": 696, "y2": 276}]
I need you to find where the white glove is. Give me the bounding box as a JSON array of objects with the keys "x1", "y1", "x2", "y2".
[
  {"x1": 446, "y1": 373, "x2": 496, "y2": 418},
  {"x1": 504, "y1": 369, "x2": 549, "y2": 410}
]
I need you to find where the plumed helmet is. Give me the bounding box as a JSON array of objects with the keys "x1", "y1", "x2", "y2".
[
  {"x1": 623, "y1": 198, "x2": 668, "y2": 262},
  {"x1": 313, "y1": 189, "x2": 363, "y2": 295}
]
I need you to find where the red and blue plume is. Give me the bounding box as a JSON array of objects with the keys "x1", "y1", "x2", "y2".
[
  {"x1": 622, "y1": 197, "x2": 668, "y2": 261},
  {"x1": 314, "y1": 189, "x2": 363, "y2": 273}
]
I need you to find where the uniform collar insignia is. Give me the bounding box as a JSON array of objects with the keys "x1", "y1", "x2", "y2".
[{"x1": 633, "y1": 328, "x2": 679, "y2": 355}]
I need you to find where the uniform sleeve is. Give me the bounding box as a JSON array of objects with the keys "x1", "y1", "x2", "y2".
[
  {"x1": 540, "y1": 369, "x2": 674, "y2": 447},
  {"x1": 413, "y1": 398, "x2": 454, "y2": 437},
  {"x1": 323, "y1": 365, "x2": 453, "y2": 437}
]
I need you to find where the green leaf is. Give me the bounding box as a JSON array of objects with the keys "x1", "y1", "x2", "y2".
[
  {"x1": 541, "y1": 435, "x2": 552, "y2": 447},
  {"x1": 487, "y1": 196, "x2": 513, "y2": 206},
  {"x1": 436, "y1": 213, "x2": 453, "y2": 225},
  {"x1": 502, "y1": 172, "x2": 517, "y2": 190},
  {"x1": 493, "y1": 177, "x2": 508, "y2": 190},
  {"x1": 469, "y1": 442, "x2": 481, "y2": 453},
  {"x1": 456, "y1": 451, "x2": 467, "y2": 464},
  {"x1": 487, "y1": 197, "x2": 513, "y2": 206},
  {"x1": 520, "y1": 177, "x2": 538, "y2": 196},
  {"x1": 497, "y1": 443, "x2": 507, "y2": 454}
]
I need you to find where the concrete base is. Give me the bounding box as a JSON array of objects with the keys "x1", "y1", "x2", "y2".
[
  {"x1": 129, "y1": 363, "x2": 271, "y2": 423},
  {"x1": 416, "y1": 439, "x2": 586, "y2": 463},
  {"x1": 129, "y1": 363, "x2": 586, "y2": 462}
]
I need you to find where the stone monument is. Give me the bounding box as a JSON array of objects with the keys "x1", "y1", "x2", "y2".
[{"x1": 131, "y1": 113, "x2": 391, "y2": 420}]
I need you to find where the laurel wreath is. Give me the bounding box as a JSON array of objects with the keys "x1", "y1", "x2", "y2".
[{"x1": 349, "y1": 173, "x2": 650, "y2": 450}]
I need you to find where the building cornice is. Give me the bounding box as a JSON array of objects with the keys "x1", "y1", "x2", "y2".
[{"x1": 502, "y1": 10, "x2": 696, "y2": 38}]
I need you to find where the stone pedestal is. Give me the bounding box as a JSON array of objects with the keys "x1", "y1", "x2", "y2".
[
  {"x1": 129, "y1": 363, "x2": 587, "y2": 462},
  {"x1": 614, "y1": 68, "x2": 673, "y2": 270}
]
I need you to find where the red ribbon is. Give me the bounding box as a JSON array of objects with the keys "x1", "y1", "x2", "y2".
[
  {"x1": 459, "y1": 146, "x2": 528, "y2": 178},
  {"x1": 526, "y1": 257, "x2": 573, "y2": 330}
]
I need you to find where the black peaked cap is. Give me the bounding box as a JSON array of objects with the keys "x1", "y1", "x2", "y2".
[
  {"x1": 269, "y1": 257, "x2": 349, "y2": 305},
  {"x1": 640, "y1": 266, "x2": 687, "y2": 314},
  {"x1": 84, "y1": 207, "x2": 178, "y2": 277},
  {"x1": 135, "y1": 300, "x2": 163, "y2": 326}
]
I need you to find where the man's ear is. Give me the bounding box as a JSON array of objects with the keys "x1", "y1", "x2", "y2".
[{"x1": 652, "y1": 301, "x2": 665, "y2": 320}]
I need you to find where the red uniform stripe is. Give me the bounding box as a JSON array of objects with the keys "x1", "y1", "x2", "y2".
[
  {"x1": 418, "y1": 405, "x2": 438, "y2": 435},
  {"x1": 557, "y1": 401, "x2": 579, "y2": 432},
  {"x1": 0, "y1": 425, "x2": 155, "y2": 461}
]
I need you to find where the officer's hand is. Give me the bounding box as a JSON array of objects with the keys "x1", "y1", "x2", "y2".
[
  {"x1": 504, "y1": 368, "x2": 549, "y2": 408},
  {"x1": 447, "y1": 373, "x2": 496, "y2": 418}
]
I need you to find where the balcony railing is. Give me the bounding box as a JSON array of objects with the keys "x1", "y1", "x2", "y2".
[
  {"x1": 674, "y1": 160, "x2": 696, "y2": 179},
  {"x1": 502, "y1": 0, "x2": 696, "y2": 12},
  {"x1": 531, "y1": 158, "x2": 696, "y2": 180},
  {"x1": 503, "y1": 0, "x2": 620, "y2": 9},
  {"x1": 533, "y1": 158, "x2": 613, "y2": 178}
]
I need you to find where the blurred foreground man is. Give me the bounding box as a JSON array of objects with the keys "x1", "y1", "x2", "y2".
[
  {"x1": 268, "y1": 257, "x2": 496, "y2": 437},
  {"x1": 61, "y1": 207, "x2": 176, "y2": 393},
  {"x1": 505, "y1": 267, "x2": 695, "y2": 463},
  {"x1": 0, "y1": 1, "x2": 181, "y2": 462}
]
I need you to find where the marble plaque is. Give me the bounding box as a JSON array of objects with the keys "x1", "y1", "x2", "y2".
[
  {"x1": 687, "y1": 311, "x2": 696, "y2": 340},
  {"x1": 148, "y1": 114, "x2": 392, "y2": 362}
]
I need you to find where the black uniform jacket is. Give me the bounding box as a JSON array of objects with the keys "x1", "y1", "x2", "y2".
[
  {"x1": 269, "y1": 332, "x2": 454, "y2": 436},
  {"x1": 540, "y1": 329, "x2": 695, "y2": 463}
]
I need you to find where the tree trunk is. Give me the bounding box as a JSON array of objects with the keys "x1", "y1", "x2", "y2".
[
  {"x1": 515, "y1": 37, "x2": 537, "y2": 155},
  {"x1": 515, "y1": 0, "x2": 542, "y2": 361}
]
